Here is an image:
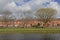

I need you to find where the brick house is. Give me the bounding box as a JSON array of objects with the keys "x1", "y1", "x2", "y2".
[{"x1": 0, "y1": 19, "x2": 60, "y2": 28}]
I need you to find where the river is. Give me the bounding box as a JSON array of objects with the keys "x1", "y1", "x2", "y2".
[{"x1": 0, "y1": 34, "x2": 60, "y2": 40}]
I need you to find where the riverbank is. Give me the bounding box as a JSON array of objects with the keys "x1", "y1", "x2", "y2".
[{"x1": 0, "y1": 28, "x2": 60, "y2": 34}]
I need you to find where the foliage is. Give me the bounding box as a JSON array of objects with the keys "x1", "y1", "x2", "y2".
[{"x1": 35, "y1": 8, "x2": 57, "y2": 26}]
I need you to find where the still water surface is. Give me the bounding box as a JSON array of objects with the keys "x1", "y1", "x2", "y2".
[{"x1": 0, "y1": 34, "x2": 60, "y2": 40}]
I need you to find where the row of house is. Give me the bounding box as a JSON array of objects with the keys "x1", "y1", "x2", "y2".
[{"x1": 0, "y1": 19, "x2": 60, "y2": 28}]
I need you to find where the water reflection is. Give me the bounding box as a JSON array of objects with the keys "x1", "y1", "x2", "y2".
[
  {"x1": 0, "y1": 34, "x2": 60, "y2": 40},
  {"x1": 24, "y1": 34, "x2": 60, "y2": 40},
  {"x1": 0, "y1": 34, "x2": 24, "y2": 40}
]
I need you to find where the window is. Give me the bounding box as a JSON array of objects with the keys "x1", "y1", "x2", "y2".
[{"x1": 57, "y1": 24, "x2": 60, "y2": 26}]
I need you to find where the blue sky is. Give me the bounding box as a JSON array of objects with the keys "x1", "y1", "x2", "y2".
[
  {"x1": 0, "y1": 0, "x2": 60, "y2": 19},
  {"x1": 24, "y1": 0, "x2": 60, "y2": 5},
  {"x1": 25, "y1": 0, "x2": 60, "y2": 4},
  {"x1": 14, "y1": 0, "x2": 60, "y2": 7},
  {"x1": 14, "y1": 0, "x2": 31, "y2": 6},
  {"x1": 24, "y1": 0, "x2": 30, "y2": 2},
  {"x1": 54, "y1": 0, "x2": 60, "y2": 4}
]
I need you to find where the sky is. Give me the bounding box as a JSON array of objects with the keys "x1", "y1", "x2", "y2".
[
  {"x1": 0, "y1": 0, "x2": 60, "y2": 19},
  {"x1": 54, "y1": 0, "x2": 60, "y2": 4}
]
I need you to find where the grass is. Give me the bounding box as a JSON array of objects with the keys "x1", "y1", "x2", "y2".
[{"x1": 0, "y1": 27, "x2": 60, "y2": 34}]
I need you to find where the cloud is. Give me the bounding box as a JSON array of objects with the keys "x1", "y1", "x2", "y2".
[
  {"x1": 4, "y1": 2, "x2": 17, "y2": 12},
  {"x1": 48, "y1": 2, "x2": 60, "y2": 18},
  {"x1": 3, "y1": 1, "x2": 32, "y2": 19},
  {"x1": 2, "y1": 0, "x2": 60, "y2": 19},
  {"x1": 0, "y1": 0, "x2": 12, "y2": 10}
]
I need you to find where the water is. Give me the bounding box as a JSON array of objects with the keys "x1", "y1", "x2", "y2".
[
  {"x1": 24, "y1": 34, "x2": 60, "y2": 40},
  {"x1": 0, "y1": 34, "x2": 60, "y2": 40},
  {"x1": 0, "y1": 34, "x2": 24, "y2": 40}
]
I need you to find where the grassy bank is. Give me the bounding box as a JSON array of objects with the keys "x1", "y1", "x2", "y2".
[{"x1": 0, "y1": 28, "x2": 60, "y2": 34}]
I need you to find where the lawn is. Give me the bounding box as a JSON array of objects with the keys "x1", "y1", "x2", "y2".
[{"x1": 0, "y1": 27, "x2": 60, "y2": 34}]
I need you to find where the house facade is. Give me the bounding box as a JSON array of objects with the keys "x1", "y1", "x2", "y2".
[{"x1": 0, "y1": 19, "x2": 60, "y2": 28}]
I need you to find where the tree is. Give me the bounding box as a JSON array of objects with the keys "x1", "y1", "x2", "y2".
[
  {"x1": 8, "y1": 15, "x2": 16, "y2": 27},
  {"x1": 2, "y1": 10, "x2": 12, "y2": 20},
  {"x1": 2, "y1": 10, "x2": 12, "y2": 27},
  {"x1": 21, "y1": 10, "x2": 33, "y2": 28},
  {"x1": 35, "y1": 8, "x2": 57, "y2": 27}
]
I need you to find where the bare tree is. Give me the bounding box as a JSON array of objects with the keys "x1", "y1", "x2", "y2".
[
  {"x1": 8, "y1": 15, "x2": 16, "y2": 27},
  {"x1": 2, "y1": 10, "x2": 12, "y2": 27},
  {"x1": 35, "y1": 8, "x2": 57, "y2": 27},
  {"x1": 2, "y1": 10, "x2": 12, "y2": 19},
  {"x1": 19, "y1": 10, "x2": 33, "y2": 27}
]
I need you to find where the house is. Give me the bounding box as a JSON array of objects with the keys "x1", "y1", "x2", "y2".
[{"x1": 0, "y1": 19, "x2": 60, "y2": 28}]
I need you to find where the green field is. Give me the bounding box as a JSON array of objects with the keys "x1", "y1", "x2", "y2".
[{"x1": 0, "y1": 27, "x2": 60, "y2": 34}]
